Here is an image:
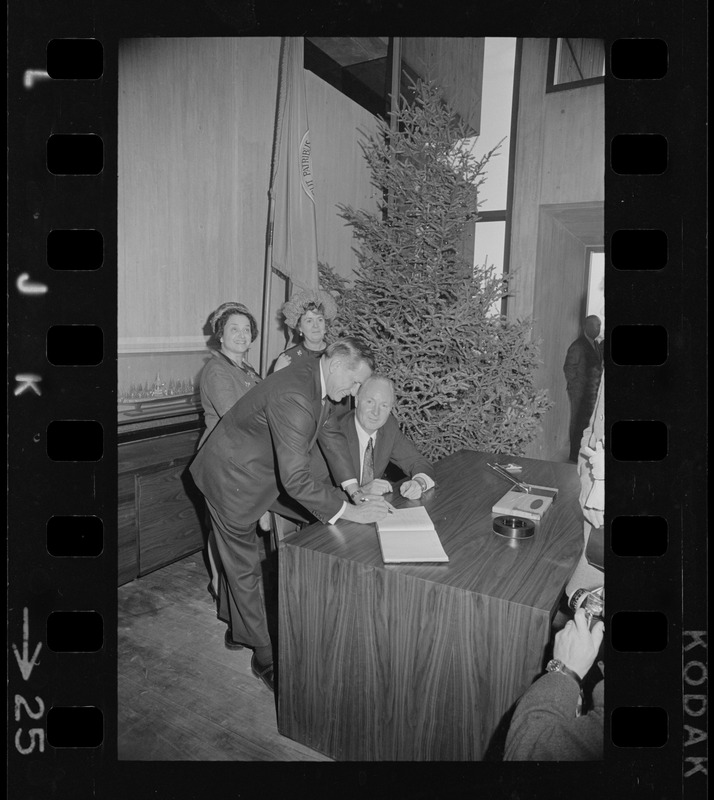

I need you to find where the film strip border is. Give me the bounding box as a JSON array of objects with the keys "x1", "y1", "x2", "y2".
[
  {"x1": 605, "y1": 30, "x2": 707, "y2": 788},
  {"x1": 9, "y1": 28, "x2": 115, "y2": 786},
  {"x1": 7, "y1": 8, "x2": 707, "y2": 800}
]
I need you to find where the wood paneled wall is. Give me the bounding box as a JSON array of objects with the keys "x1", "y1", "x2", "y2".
[
  {"x1": 509, "y1": 39, "x2": 604, "y2": 325},
  {"x1": 530, "y1": 209, "x2": 590, "y2": 459},
  {"x1": 307, "y1": 69, "x2": 381, "y2": 281},
  {"x1": 402, "y1": 38, "x2": 484, "y2": 135},
  {"x1": 507, "y1": 38, "x2": 604, "y2": 458},
  {"x1": 119, "y1": 38, "x2": 279, "y2": 354},
  {"x1": 119, "y1": 37, "x2": 379, "y2": 367}
]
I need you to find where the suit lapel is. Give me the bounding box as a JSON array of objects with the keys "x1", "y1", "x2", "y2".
[
  {"x1": 373, "y1": 420, "x2": 394, "y2": 478},
  {"x1": 344, "y1": 413, "x2": 361, "y2": 477}
]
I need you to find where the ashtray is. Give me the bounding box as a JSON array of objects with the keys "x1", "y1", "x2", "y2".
[{"x1": 493, "y1": 515, "x2": 535, "y2": 539}]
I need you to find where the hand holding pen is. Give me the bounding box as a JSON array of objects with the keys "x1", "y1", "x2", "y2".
[
  {"x1": 342, "y1": 492, "x2": 393, "y2": 523},
  {"x1": 347, "y1": 484, "x2": 394, "y2": 514},
  {"x1": 360, "y1": 493, "x2": 394, "y2": 514}
]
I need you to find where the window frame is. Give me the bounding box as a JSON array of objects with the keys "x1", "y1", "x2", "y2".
[{"x1": 546, "y1": 37, "x2": 606, "y2": 94}]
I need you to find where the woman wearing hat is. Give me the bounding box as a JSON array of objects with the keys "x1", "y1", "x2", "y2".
[
  {"x1": 198, "y1": 301, "x2": 268, "y2": 609},
  {"x1": 273, "y1": 288, "x2": 338, "y2": 372},
  {"x1": 199, "y1": 301, "x2": 262, "y2": 448}
]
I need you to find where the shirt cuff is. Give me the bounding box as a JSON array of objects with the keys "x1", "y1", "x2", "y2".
[
  {"x1": 328, "y1": 501, "x2": 347, "y2": 525},
  {"x1": 413, "y1": 473, "x2": 434, "y2": 490}
]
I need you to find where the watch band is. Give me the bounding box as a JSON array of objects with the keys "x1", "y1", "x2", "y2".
[{"x1": 546, "y1": 659, "x2": 583, "y2": 687}]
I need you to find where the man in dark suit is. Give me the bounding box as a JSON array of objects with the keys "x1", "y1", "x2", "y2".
[
  {"x1": 563, "y1": 315, "x2": 603, "y2": 462},
  {"x1": 190, "y1": 338, "x2": 391, "y2": 693},
  {"x1": 334, "y1": 375, "x2": 436, "y2": 500}
]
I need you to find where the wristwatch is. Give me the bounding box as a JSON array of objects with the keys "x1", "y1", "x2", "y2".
[
  {"x1": 347, "y1": 487, "x2": 362, "y2": 501},
  {"x1": 569, "y1": 587, "x2": 588, "y2": 613},
  {"x1": 413, "y1": 476, "x2": 428, "y2": 491},
  {"x1": 546, "y1": 659, "x2": 583, "y2": 687}
]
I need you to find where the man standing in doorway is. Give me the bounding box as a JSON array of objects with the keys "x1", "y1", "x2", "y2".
[{"x1": 563, "y1": 315, "x2": 603, "y2": 463}]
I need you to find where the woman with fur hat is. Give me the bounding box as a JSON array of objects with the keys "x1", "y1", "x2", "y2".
[{"x1": 273, "y1": 288, "x2": 338, "y2": 372}]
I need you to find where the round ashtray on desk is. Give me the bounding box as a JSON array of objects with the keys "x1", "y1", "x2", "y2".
[{"x1": 493, "y1": 515, "x2": 535, "y2": 539}]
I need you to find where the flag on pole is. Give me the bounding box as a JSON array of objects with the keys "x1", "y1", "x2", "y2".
[{"x1": 269, "y1": 37, "x2": 319, "y2": 292}]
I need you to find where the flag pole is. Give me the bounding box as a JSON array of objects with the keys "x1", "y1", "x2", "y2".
[
  {"x1": 261, "y1": 37, "x2": 317, "y2": 374},
  {"x1": 260, "y1": 192, "x2": 276, "y2": 377},
  {"x1": 260, "y1": 37, "x2": 287, "y2": 377}
]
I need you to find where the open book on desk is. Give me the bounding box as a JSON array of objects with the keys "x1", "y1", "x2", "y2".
[{"x1": 376, "y1": 506, "x2": 449, "y2": 564}]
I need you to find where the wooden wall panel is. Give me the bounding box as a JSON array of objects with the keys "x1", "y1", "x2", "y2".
[
  {"x1": 307, "y1": 71, "x2": 380, "y2": 281},
  {"x1": 119, "y1": 38, "x2": 380, "y2": 368},
  {"x1": 508, "y1": 39, "x2": 603, "y2": 324},
  {"x1": 119, "y1": 37, "x2": 281, "y2": 355},
  {"x1": 541, "y1": 85, "x2": 605, "y2": 204},
  {"x1": 402, "y1": 38, "x2": 484, "y2": 135},
  {"x1": 507, "y1": 39, "x2": 549, "y2": 325},
  {"x1": 507, "y1": 39, "x2": 604, "y2": 458},
  {"x1": 531, "y1": 210, "x2": 590, "y2": 459}
]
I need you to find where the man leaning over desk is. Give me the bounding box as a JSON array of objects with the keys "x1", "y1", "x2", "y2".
[
  {"x1": 190, "y1": 338, "x2": 391, "y2": 693},
  {"x1": 335, "y1": 375, "x2": 436, "y2": 502}
]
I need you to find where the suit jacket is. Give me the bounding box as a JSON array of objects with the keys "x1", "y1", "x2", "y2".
[
  {"x1": 338, "y1": 410, "x2": 435, "y2": 485},
  {"x1": 504, "y1": 674, "x2": 604, "y2": 761},
  {"x1": 563, "y1": 335, "x2": 603, "y2": 399},
  {"x1": 190, "y1": 356, "x2": 355, "y2": 525},
  {"x1": 197, "y1": 350, "x2": 261, "y2": 448}
]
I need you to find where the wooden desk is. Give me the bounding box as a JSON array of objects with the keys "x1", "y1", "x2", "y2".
[{"x1": 277, "y1": 449, "x2": 583, "y2": 761}]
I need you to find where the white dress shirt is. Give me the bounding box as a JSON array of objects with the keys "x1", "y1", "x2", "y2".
[{"x1": 342, "y1": 418, "x2": 435, "y2": 494}]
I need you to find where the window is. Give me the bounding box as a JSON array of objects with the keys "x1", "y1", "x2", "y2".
[
  {"x1": 547, "y1": 38, "x2": 605, "y2": 92},
  {"x1": 461, "y1": 38, "x2": 517, "y2": 315},
  {"x1": 586, "y1": 249, "x2": 605, "y2": 335}
]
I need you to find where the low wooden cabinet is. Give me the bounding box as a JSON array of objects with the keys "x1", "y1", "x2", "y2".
[
  {"x1": 118, "y1": 428, "x2": 206, "y2": 586},
  {"x1": 118, "y1": 472, "x2": 139, "y2": 585}
]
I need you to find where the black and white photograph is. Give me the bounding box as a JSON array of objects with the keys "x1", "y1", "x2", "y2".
[
  {"x1": 7, "y1": 1, "x2": 706, "y2": 797},
  {"x1": 116, "y1": 35, "x2": 606, "y2": 762}
]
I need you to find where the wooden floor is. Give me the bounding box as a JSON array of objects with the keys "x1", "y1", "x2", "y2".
[{"x1": 117, "y1": 543, "x2": 332, "y2": 761}]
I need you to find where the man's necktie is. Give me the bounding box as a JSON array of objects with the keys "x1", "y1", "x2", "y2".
[{"x1": 361, "y1": 437, "x2": 374, "y2": 486}]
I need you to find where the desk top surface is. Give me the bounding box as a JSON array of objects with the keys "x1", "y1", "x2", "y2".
[{"x1": 283, "y1": 449, "x2": 584, "y2": 613}]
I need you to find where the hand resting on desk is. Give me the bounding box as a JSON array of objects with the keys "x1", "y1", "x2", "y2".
[
  {"x1": 341, "y1": 495, "x2": 393, "y2": 523},
  {"x1": 399, "y1": 479, "x2": 424, "y2": 499}
]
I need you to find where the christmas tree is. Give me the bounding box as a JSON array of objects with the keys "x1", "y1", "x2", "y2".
[{"x1": 323, "y1": 79, "x2": 551, "y2": 460}]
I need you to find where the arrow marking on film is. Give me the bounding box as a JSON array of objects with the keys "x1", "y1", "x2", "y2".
[{"x1": 12, "y1": 608, "x2": 43, "y2": 681}]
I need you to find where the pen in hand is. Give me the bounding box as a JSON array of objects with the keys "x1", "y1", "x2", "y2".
[{"x1": 360, "y1": 496, "x2": 393, "y2": 513}]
